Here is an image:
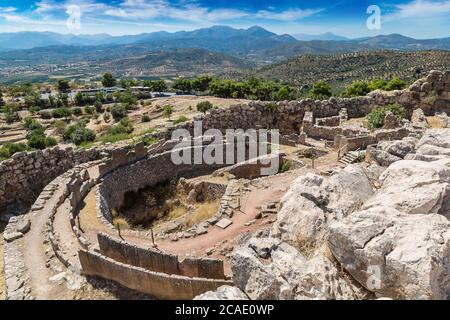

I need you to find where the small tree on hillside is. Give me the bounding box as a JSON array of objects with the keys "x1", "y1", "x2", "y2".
[
  {"x1": 102, "y1": 73, "x2": 117, "y2": 88},
  {"x1": 196, "y1": 101, "x2": 213, "y2": 114},
  {"x1": 57, "y1": 80, "x2": 70, "y2": 93},
  {"x1": 163, "y1": 105, "x2": 173, "y2": 120},
  {"x1": 310, "y1": 81, "x2": 332, "y2": 99}
]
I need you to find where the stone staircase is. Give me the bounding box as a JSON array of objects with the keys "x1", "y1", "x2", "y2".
[{"x1": 338, "y1": 151, "x2": 361, "y2": 166}]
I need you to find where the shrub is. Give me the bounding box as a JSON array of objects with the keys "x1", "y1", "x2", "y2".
[
  {"x1": 196, "y1": 101, "x2": 213, "y2": 114},
  {"x1": 107, "y1": 117, "x2": 134, "y2": 135},
  {"x1": 163, "y1": 105, "x2": 173, "y2": 119},
  {"x1": 4, "y1": 109, "x2": 20, "y2": 124},
  {"x1": 141, "y1": 115, "x2": 151, "y2": 122},
  {"x1": 39, "y1": 110, "x2": 52, "y2": 119},
  {"x1": 367, "y1": 104, "x2": 406, "y2": 130},
  {"x1": 52, "y1": 107, "x2": 72, "y2": 118},
  {"x1": 310, "y1": 81, "x2": 332, "y2": 99},
  {"x1": 368, "y1": 79, "x2": 388, "y2": 91},
  {"x1": 385, "y1": 77, "x2": 406, "y2": 91},
  {"x1": 341, "y1": 81, "x2": 370, "y2": 97},
  {"x1": 28, "y1": 134, "x2": 57, "y2": 150},
  {"x1": 53, "y1": 120, "x2": 66, "y2": 136},
  {"x1": 23, "y1": 117, "x2": 42, "y2": 131},
  {"x1": 84, "y1": 106, "x2": 95, "y2": 115},
  {"x1": 94, "y1": 100, "x2": 103, "y2": 113},
  {"x1": 71, "y1": 107, "x2": 82, "y2": 116},
  {"x1": 173, "y1": 115, "x2": 188, "y2": 124},
  {"x1": 280, "y1": 160, "x2": 292, "y2": 173},
  {"x1": 64, "y1": 122, "x2": 96, "y2": 145},
  {"x1": 0, "y1": 142, "x2": 30, "y2": 160},
  {"x1": 110, "y1": 104, "x2": 127, "y2": 121}
]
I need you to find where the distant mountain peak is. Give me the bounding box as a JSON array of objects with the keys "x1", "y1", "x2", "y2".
[{"x1": 293, "y1": 32, "x2": 348, "y2": 41}]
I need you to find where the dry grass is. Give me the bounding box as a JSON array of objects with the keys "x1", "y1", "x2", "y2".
[
  {"x1": 165, "y1": 206, "x2": 189, "y2": 221},
  {"x1": 184, "y1": 200, "x2": 221, "y2": 229},
  {"x1": 111, "y1": 208, "x2": 131, "y2": 230},
  {"x1": 426, "y1": 116, "x2": 445, "y2": 128},
  {"x1": 293, "y1": 233, "x2": 319, "y2": 259}
]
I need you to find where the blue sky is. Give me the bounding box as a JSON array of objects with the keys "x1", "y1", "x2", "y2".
[{"x1": 0, "y1": 0, "x2": 449, "y2": 38}]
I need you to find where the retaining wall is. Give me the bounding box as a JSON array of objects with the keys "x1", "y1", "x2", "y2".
[
  {"x1": 97, "y1": 233, "x2": 225, "y2": 279},
  {"x1": 79, "y1": 249, "x2": 232, "y2": 300}
]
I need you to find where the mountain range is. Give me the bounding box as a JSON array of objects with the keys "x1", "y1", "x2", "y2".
[
  {"x1": 0, "y1": 26, "x2": 449, "y2": 54},
  {"x1": 0, "y1": 25, "x2": 449, "y2": 83}
]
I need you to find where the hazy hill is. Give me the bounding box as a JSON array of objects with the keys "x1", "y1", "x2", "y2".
[
  {"x1": 230, "y1": 50, "x2": 450, "y2": 89},
  {"x1": 293, "y1": 32, "x2": 349, "y2": 41}
]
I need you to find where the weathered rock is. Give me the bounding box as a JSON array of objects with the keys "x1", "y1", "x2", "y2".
[
  {"x1": 378, "y1": 140, "x2": 415, "y2": 158},
  {"x1": 231, "y1": 237, "x2": 355, "y2": 300},
  {"x1": 272, "y1": 165, "x2": 374, "y2": 244},
  {"x1": 16, "y1": 219, "x2": 31, "y2": 234},
  {"x1": 328, "y1": 208, "x2": 450, "y2": 299},
  {"x1": 416, "y1": 144, "x2": 450, "y2": 157},
  {"x1": 231, "y1": 245, "x2": 281, "y2": 300},
  {"x1": 3, "y1": 231, "x2": 23, "y2": 242},
  {"x1": 194, "y1": 286, "x2": 249, "y2": 300},
  {"x1": 367, "y1": 148, "x2": 402, "y2": 166},
  {"x1": 363, "y1": 160, "x2": 450, "y2": 216},
  {"x1": 416, "y1": 128, "x2": 450, "y2": 149}
]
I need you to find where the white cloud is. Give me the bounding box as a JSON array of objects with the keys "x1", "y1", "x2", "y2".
[
  {"x1": 0, "y1": 7, "x2": 17, "y2": 13},
  {"x1": 386, "y1": 0, "x2": 450, "y2": 20},
  {"x1": 256, "y1": 8, "x2": 323, "y2": 21}
]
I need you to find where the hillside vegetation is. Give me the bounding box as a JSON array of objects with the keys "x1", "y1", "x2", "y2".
[{"x1": 230, "y1": 50, "x2": 450, "y2": 90}]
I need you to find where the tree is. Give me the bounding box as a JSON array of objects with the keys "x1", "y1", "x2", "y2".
[
  {"x1": 94, "y1": 100, "x2": 103, "y2": 113},
  {"x1": 57, "y1": 80, "x2": 70, "y2": 93},
  {"x1": 110, "y1": 104, "x2": 127, "y2": 121},
  {"x1": 275, "y1": 86, "x2": 294, "y2": 101},
  {"x1": 163, "y1": 105, "x2": 173, "y2": 119},
  {"x1": 367, "y1": 104, "x2": 406, "y2": 130},
  {"x1": 310, "y1": 81, "x2": 332, "y2": 99},
  {"x1": 0, "y1": 89, "x2": 4, "y2": 106},
  {"x1": 64, "y1": 122, "x2": 96, "y2": 145},
  {"x1": 368, "y1": 79, "x2": 388, "y2": 91},
  {"x1": 196, "y1": 101, "x2": 213, "y2": 114},
  {"x1": 385, "y1": 77, "x2": 406, "y2": 91},
  {"x1": 151, "y1": 80, "x2": 167, "y2": 92},
  {"x1": 173, "y1": 79, "x2": 192, "y2": 93},
  {"x1": 192, "y1": 76, "x2": 213, "y2": 92},
  {"x1": 341, "y1": 81, "x2": 370, "y2": 98},
  {"x1": 102, "y1": 73, "x2": 117, "y2": 88}
]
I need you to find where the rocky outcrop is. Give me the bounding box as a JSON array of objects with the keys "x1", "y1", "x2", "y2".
[
  {"x1": 230, "y1": 237, "x2": 356, "y2": 300},
  {"x1": 328, "y1": 208, "x2": 450, "y2": 299},
  {"x1": 272, "y1": 164, "x2": 374, "y2": 245},
  {"x1": 194, "y1": 286, "x2": 249, "y2": 300},
  {"x1": 363, "y1": 160, "x2": 450, "y2": 216}
]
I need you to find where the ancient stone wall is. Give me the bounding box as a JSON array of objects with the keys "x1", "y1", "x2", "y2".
[
  {"x1": 97, "y1": 142, "x2": 242, "y2": 220},
  {"x1": 79, "y1": 249, "x2": 232, "y2": 300},
  {"x1": 0, "y1": 146, "x2": 106, "y2": 214},
  {"x1": 1, "y1": 70, "x2": 448, "y2": 216},
  {"x1": 97, "y1": 233, "x2": 225, "y2": 279},
  {"x1": 153, "y1": 70, "x2": 449, "y2": 141}
]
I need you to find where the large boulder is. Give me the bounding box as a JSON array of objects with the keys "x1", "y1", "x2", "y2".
[
  {"x1": 363, "y1": 160, "x2": 450, "y2": 216},
  {"x1": 328, "y1": 208, "x2": 450, "y2": 299},
  {"x1": 194, "y1": 286, "x2": 249, "y2": 300},
  {"x1": 366, "y1": 147, "x2": 402, "y2": 167},
  {"x1": 416, "y1": 128, "x2": 450, "y2": 149},
  {"x1": 272, "y1": 165, "x2": 374, "y2": 244},
  {"x1": 230, "y1": 237, "x2": 355, "y2": 300},
  {"x1": 230, "y1": 244, "x2": 281, "y2": 299},
  {"x1": 378, "y1": 140, "x2": 415, "y2": 158},
  {"x1": 416, "y1": 144, "x2": 450, "y2": 157}
]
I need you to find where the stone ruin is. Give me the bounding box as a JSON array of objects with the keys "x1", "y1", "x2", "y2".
[{"x1": 1, "y1": 70, "x2": 450, "y2": 300}]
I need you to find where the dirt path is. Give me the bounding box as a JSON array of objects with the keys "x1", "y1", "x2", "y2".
[{"x1": 22, "y1": 187, "x2": 70, "y2": 300}]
